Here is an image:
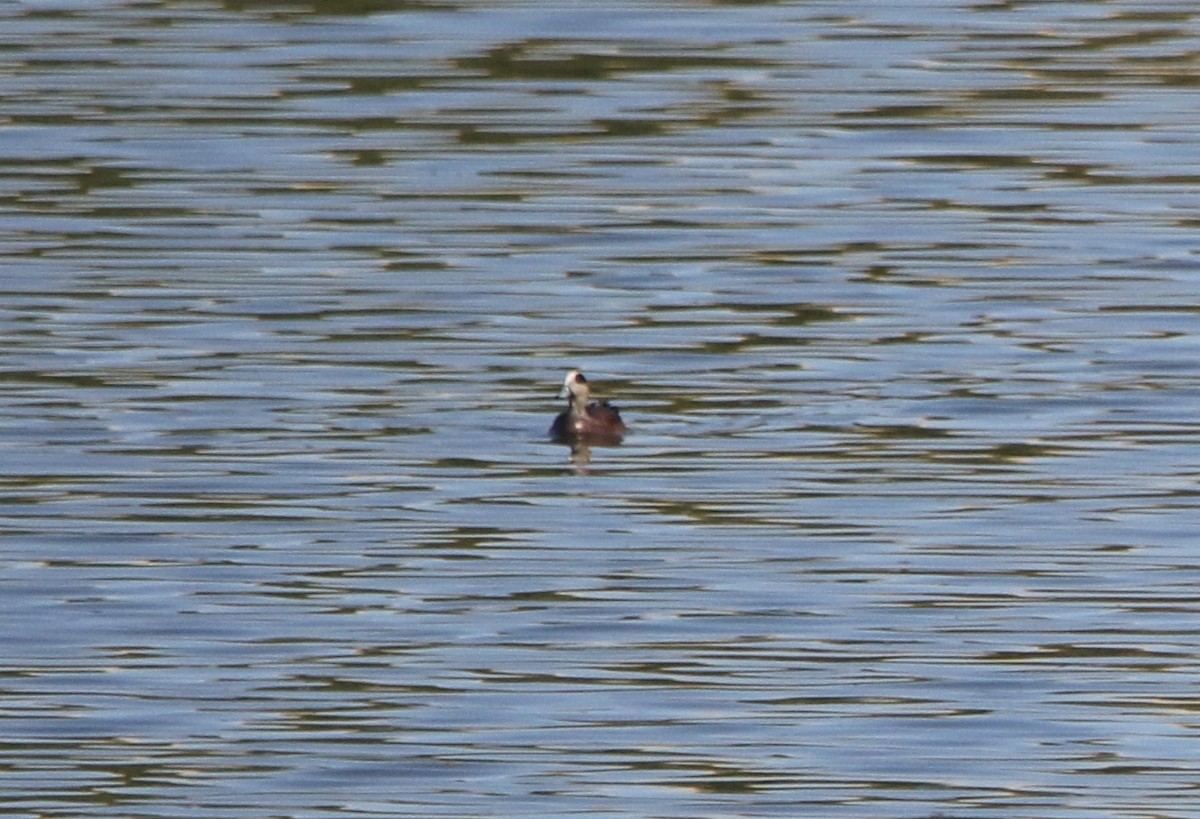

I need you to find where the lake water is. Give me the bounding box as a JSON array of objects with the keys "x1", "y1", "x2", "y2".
[{"x1": 3, "y1": 1, "x2": 1200, "y2": 817}]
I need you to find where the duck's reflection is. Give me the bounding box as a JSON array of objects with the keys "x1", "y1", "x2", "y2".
[
  {"x1": 567, "y1": 438, "x2": 592, "y2": 465},
  {"x1": 552, "y1": 429, "x2": 626, "y2": 467}
]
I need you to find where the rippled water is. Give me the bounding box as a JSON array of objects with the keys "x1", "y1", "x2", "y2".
[{"x1": 3, "y1": 1, "x2": 1200, "y2": 817}]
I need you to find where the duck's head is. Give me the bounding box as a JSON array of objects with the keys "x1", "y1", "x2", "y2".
[{"x1": 560, "y1": 369, "x2": 590, "y2": 402}]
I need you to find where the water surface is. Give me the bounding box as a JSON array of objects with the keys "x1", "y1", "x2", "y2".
[{"x1": 3, "y1": 1, "x2": 1200, "y2": 817}]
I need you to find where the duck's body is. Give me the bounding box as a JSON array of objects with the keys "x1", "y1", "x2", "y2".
[{"x1": 549, "y1": 370, "x2": 626, "y2": 442}]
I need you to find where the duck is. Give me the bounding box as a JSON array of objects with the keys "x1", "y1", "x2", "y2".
[{"x1": 549, "y1": 369, "x2": 627, "y2": 442}]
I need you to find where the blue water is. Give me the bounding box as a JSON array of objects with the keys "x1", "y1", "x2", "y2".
[{"x1": 2, "y1": 1, "x2": 1200, "y2": 817}]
